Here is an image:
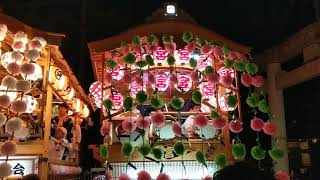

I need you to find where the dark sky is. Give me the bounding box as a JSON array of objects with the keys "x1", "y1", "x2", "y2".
[
  {"x1": 2, "y1": 1, "x2": 319, "y2": 138},
  {"x1": 2, "y1": 0, "x2": 316, "y2": 91}
]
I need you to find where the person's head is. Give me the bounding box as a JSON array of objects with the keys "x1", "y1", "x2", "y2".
[
  {"x1": 58, "y1": 103, "x2": 69, "y2": 116},
  {"x1": 55, "y1": 127, "x2": 67, "y2": 139},
  {"x1": 22, "y1": 174, "x2": 40, "y2": 180},
  {"x1": 191, "y1": 104, "x2": 201, "y2": 112},
  {"x1": 213, "y1": 161, "x2": 275, "y2": 180}
]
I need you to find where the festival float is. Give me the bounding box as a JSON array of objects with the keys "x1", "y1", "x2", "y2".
[
  {"x1": 0, "y1": 13, "x2": 90, "y2": 179},
  {"x1": 88, "y1": 8, "x2": 287, "y2": 179}
]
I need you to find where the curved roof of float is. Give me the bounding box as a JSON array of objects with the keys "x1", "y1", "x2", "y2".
[
  {"x1": 88, "y1": 8, "x2": 251, "y2": 81},
  {"x1": 0, "y1": 13, "x2": 90, "y2": 106}
]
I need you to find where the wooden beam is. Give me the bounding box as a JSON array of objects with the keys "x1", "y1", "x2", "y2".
[
  {"x1": 255, "y1": 22, "x2": 320, "y2": 67},
  {"x1": 276, "y1": 58, "x2": 320, "y2": 89}
]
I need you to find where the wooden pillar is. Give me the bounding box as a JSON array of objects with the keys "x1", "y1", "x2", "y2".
[
  {"x1": 39, "y1": 49, "x2": 54, "y2": 180},
  {"x1": 266, "y1": 63, "x2": 289, "y2": 172}
]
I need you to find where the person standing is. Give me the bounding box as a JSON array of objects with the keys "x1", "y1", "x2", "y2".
[{"x1": 57, "y1": 103, "x2": 74, "y2": 143}]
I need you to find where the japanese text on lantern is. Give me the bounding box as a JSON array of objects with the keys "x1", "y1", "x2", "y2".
[
  {"x1": 154, "y1": 47, "x2": 167, "y2": 64},
  {"x1": 130, "y1": 82, "x2": 142, "y2": 97},
  {"x1": 107, "y1": 65, "x2": 124, "y2": 80},
  {"x1": 13, "y1": 163, "x2": 25, "y2": 176},
  {"x1": 200, "y1": 82, "x2": 215, "y2": 98},
  {"x1": 153, "y1": 72, "x2": 169, "y2": 91},
  {"x1": 108, "y1": 93, "x2": 123, "y2": 110},
  {"x1": 177, "y1": 49, "x2": 190, "y2": 64},
  {"x1": 176, "y1": 74, "x2": 192, "y2": 92}
]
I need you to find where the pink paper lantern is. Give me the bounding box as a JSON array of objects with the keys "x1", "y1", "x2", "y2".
[{"x1": 122, "y1": 119, "x2": 137, "y2": 132}]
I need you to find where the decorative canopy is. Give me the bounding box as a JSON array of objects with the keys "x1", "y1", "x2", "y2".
[{"x1": 88, "y1": 8, "x2": 251, "y2": 82}]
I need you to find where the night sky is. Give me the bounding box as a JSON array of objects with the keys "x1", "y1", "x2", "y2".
[{"x1": 2, "y1": 0, "x2": 319, "y2": 138}]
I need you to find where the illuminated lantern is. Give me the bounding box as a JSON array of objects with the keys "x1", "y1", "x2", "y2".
[
  {"x1": 174, "y1": 49, "x2": 190, "y2": 65},
  {"x1": 81, "y1": 104, "x2": 90, "y2": 118},
  {"x1": 22, "y1": 63, "x2": 42, "y2": 81},
  {"x1": 48, "y1": 66, "x2": 68, "y2": 90},
  {"x1": 197, "y1": 56, "x2": 212, "y2": 72},
  {"x1": 151, "y1": 72, "x2": 170, "y2": 92},
  {"x1": 89, "y1": 81, "x2": 103, "y2": 108},
  {"x1": 199, "y1": 82, "x2": 215, "y2": 99},
  {"x1": 107, "y1": 92, "x2": 123, "y2": 110},
  {"x1": 22, "y1": 95, "x2": 38, "y2": 114},
  {"x1": 13, "y1": 31, "x2": 28, "y2": 44},
  {"x1": 175, "y1": 73, "x2": 192, "y2": 92},
  {"x1": 154, "y1": 47, "x2": 168, "y2": 64},
  {"x1": 61, "y1": 84, "x2": 75, "y2": 101},
  {"x1": 129, "y1": 81, "x2": 143, "y2": 97},
  {"x1": 0, "y1": 85, "x2": 17, "y2": 101},
  {"x1": 1, "y1": 52, "x2": 18, "y2": 69},
  {"x1": 12, "y1": 41, "x2": 26, "y2": 52},
  {"x1": 72, "y1": 98, "x2": 83, "y2": 113},
  {"x1": 0, "y1": 24, "x2": 8, "y2": 41},
  {"x1": 217, "y1": 67, "x2": 235, "y2": 78},
  {"x1": 106, "y1": 65, "x2": 124, "y2": 81}
]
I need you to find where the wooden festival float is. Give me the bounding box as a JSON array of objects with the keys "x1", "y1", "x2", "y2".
[
  {"x1": 87, "y1": 8, "x2": 288, "y2": 179},
  {"x1": 0, "y1": 13, "x2": 90, "y2": 179}
]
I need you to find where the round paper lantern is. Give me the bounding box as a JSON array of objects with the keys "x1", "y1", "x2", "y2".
[
  {"x1": 0, "y1": 162, "x2": 12, "y2": 178},
  {"x1": 16, "y1": 80, "x2": 31, "y2": 94},
  {"x1": 14, "y1": 126, "x2": 29, "y2": 139},
  {"x1": 1, "y1": 76, "x2": 17, "y2": 89},
  {"x1": 122, "y1": 119, "x2": 137, "y2": 132},
  {"x1": 250, "y1": 118, "x2": 265, "y2": 131},
  {"x1": 25, "y1": 49, "x2": 40, "y2": 62},
  {"x1": 22, "y1": 63, "x2": 42, "y2": 81},
  {"x1": 12, "y1": 41, "x2": 25, "y2": 52},
  {"x1": 5, "y1": 117, "x2": 23, "y2": 133},
  {"x1": 14, "y1": 31, "x2": 28, "y2": 44},
  {"x1": 229, "y1": 120, "x2": 243, "y2": 133},
  {"x1": 6, "y1": 62, "x2": 21, "y2": 76},
  {"x1": 0, "y1": 24, "x2": 7, "y2": 41},
  {"x1": 20, "y1": 63, "x2": 35, "y2": 75},
  {"x1": 22, "y1": 95, "x2": 38, "y2": 113},
  {"x1": 137, "y1": 170, "x2": 151, "y2": 180},
  {"x1": 263, "y1": 121, "x2": 276, "y2": 135},
  {"x1": 193, "y1": 115, "x2": 208, "y2": 128},
  {"x1": 28, "y1": 40, "x2": 42, "y2": 51},
  {"x1": 1, "y1": 52, "x2": 14, "y2": 69},
  {"x1": 156, "y1": 173, "x2": 170, "y2": 180},
  {"x1": 0, "y1": 140, "x2": 17, "y2": 156},
  {"x1": 11, "y1": 51, "x2": 23, "y2": 62},
  {"x1": 0, "y1": 95, "x2": 10, "y2": 108},
  {"x1": 32, "y1": 37, "x2": 47, "y2": 49},
  {"x1": 0, "y1": 113, "x2": 7, "y2": 127},
  {"x1": 11, "y1": 100, "x2": 27, "y2": 113}
]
